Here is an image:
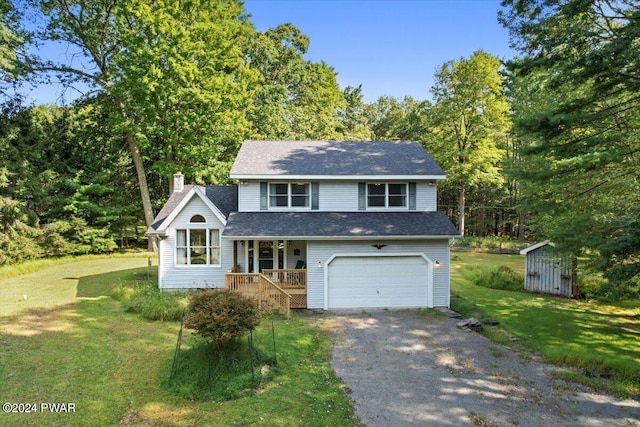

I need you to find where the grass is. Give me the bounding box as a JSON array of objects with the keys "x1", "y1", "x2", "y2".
[
  {"x1": 450, "y1": 250, "x2": 640, "y2": 397},
  {"x1": 0, "y1": 256, "x2": 359, "y2": 426}
]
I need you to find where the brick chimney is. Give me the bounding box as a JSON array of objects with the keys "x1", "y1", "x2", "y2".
[{"x1": 173, "y1": 172, "x2": 184, "y2": 193}]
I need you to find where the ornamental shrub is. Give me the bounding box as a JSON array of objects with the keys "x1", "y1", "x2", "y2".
[{"x1": 184, "y1": 289, "x2": 261, "y2": 347}]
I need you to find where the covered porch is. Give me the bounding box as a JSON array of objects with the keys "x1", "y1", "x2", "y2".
[{"x1": 226, "y1": 239, "x2": 308, "y2": 309}]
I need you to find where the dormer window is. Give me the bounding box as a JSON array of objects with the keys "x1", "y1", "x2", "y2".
[
  {"x1": 269, "y1": 183, "x2": 310, "y2": 208},
  {"x1": 367, "y1": 183, "x2": 407, "y2": 208}
]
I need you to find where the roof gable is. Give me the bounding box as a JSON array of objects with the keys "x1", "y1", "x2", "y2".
[
  {"x1": 147, "y1": 185, "x2": 238, "y2": 235},
  {"x1": 230, "y1": 140, "x2": 446, "y2": 178}
]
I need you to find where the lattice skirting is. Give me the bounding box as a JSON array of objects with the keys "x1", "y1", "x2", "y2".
[{"x1": 290, "y1": 294, "x2": 307, "y2": 309}]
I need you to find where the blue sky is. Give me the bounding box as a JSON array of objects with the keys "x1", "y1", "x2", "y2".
[
  {"x1": 244, "y1": 0, "x2": 516, "y2": 102},
  {"x1": 22, "y1": 0, "x2": 516, "y2": 105}
]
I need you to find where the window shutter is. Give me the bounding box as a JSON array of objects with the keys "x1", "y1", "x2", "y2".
[
  {"x1": 311, "y1": 182, "x2": 319, "y2": 210},
  {"x1": 358, "y1": 182, "x2": 366, "y2": 210},
  {"x1": 408, "y1": 182, "x2": 416, "y2": 210},
  {"x1": 260, "y1": 182, "x2": 268, "y2": 210}
]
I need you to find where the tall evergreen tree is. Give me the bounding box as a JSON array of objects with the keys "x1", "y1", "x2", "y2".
[{"x1": 501, "y1": 0, "x2": 640, "y2": 295}]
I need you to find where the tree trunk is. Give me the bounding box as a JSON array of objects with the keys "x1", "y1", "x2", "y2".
[
  {"x1": 113, "y1": 96, "x2": 156, "y2": 252},
  {"x1": 458, "y1": 183, "x2": 466, "y2": 236}
]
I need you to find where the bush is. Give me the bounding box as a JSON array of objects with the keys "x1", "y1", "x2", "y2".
[
  {"x1": 184, "y1": 289, "x2": 261, "y2": 347},
  {"x1": 462, "y1": 265, "x2": 523, "y2": 291},
  {"x1": 112, "y1": 280, "x2": 188, "y2": 321}
]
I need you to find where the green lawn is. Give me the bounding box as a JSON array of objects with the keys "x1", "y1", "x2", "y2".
[
  {"x1": 0, "y1": 256, "x2": 358, "y2": 426},
  {"x1": 450, "y1": 250, "x2": 640, "y2": 396}
]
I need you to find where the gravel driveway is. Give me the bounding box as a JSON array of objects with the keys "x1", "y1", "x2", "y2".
[{"x1": 325, "y1": 309, "x2": 640, "y2": 427}]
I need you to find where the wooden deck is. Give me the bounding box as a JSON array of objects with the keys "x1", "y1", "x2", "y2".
[
  {"x1": 262, "y1": 269, "x2": 307, "y2": 309},
  {"x1": 224, "y1": 269, "x2": 307, "y2": 317}
]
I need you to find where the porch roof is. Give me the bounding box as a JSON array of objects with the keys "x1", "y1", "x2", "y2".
[{"x1": 222, "y1": 211, "x2": 459, "y2": 239}]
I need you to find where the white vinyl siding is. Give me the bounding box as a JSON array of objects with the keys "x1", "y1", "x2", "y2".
[
  {"x1": 306, "y1": 240, "x2": 450, "y2": 309},
  {"x1": 158, "y1": 196, "x2": 233, "y2": 289},
  {"x1": 238, "y1": 181, "x2": 436, "y2": 212},
  {"x1": 238, "y1": 181, "x2": 261, "y2": 212}
]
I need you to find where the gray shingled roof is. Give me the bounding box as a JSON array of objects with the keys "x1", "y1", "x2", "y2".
[
  {"x1": 222, "y1": 211, "x2": 459, "y2": 239},
  {"x1": 148, "y1": 185, "x2": 238, "y2": 231},
  {"x1": 230, "y1": 140, "x2": 446, "y2": 177}
]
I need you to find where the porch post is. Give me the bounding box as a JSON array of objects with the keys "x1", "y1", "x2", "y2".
[{"x1": 233, "y1": 240, "x2": 238, "y2": 272}]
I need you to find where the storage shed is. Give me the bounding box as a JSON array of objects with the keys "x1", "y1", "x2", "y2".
[{"x1": 520, "y1": 241, "x2": 577, "y2": 297}]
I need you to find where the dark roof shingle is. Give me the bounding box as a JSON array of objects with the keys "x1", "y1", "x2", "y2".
[
  {"x1": 230, "y1": 140, "x2": 445, "y2": 177},
  {"x1": 222, "y1": 211, "x2": 459, "y2": 239},
  {"x1": 148, "y1": 185, "x2": 238, "y2": 231}
]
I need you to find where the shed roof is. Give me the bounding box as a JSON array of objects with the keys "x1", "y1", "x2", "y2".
[
  {"x1": 222, "y1": 211, "x2": 459, "y2": 239},
  {"x1": 519, "y1": 240, "x2": 555, "y2": 255},
  {"x1": 229, "y1": 140, "x2": 446, "y2": 178}
]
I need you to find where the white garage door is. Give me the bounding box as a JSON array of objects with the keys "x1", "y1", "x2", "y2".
[{"x1": 327, "y1": 255, "x2": 431, "y2": 309}]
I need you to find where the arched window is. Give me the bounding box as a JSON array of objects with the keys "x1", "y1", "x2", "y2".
[{"x1": 190, "y1": 214, "x2": 206, "y2": 223}]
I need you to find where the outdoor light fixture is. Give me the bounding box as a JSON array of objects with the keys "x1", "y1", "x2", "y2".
[
  {"x1": 434, "y1": 260, "x2": 440, "y2": 267},
  {"x1": 317, "y1": 261, "x2": 322, "y2": 268},
  {"x1": 371, "y1": 244, "x2": 387, "y2": 250}
]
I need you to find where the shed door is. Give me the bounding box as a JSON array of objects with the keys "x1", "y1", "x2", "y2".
[{"x1": 327, "y1": 255, "x2": 430, "y2": 309}]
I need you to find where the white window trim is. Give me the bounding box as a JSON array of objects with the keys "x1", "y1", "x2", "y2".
[
  {"x1": 268, "y1": 182, "x2": 311, "y2": 210},
  {"x1": 175, "y1": 227, "x2": 222, "y2": 267},
  {"x1": 366, "y1": 183, "x2": 409, "y2": 209}
]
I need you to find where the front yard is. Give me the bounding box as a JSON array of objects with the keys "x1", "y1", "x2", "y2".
[
  {"x1": 1, "y1": 252, "x2": 638, "y2": 426},
  {"x1": 450, "y1": 251, "x2": 640, "y2": 397},
  {"x1": 0, "y1": 256, "x2": 357, "y2": 426}
]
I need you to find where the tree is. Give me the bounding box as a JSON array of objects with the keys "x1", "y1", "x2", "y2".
[
  {"x1": 427, "y1": 50, "x2": 511, "y2": 235},
  {"x1": 25, "y1": 0, "x2": 257, "y2": 249},
  {"x1": 501, "y1": 0, "x2": 640, "y2": 293},
  {"x1": 369, "y1": 95, "x2": 430, "y2": 141},
  {"x1": 245, "y1": 23, "x2": 344, "y2": 140},
  {"x1": 0, "y1": 0, "x2": 23, "y2": 94},
  {"x1": 335, "y1": 85, "x2": 374, "y2": 140}
]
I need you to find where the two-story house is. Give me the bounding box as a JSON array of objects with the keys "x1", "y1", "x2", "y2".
[{"x1": 147, "y1": 140, "x2": 459, "y2": 310}]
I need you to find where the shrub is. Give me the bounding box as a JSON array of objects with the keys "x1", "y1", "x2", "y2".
[
  {"x1": 112, "y1": 280, "x2": 188, "y2": 321},
  {"x1": 463, "y1": 265, "x2": 523, "y2": 291},
  {"x1": 184, "y1": 289, "x2": 261, "y2": 347}
]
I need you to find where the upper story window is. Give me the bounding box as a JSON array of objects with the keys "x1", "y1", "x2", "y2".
[
  {"x1": 269, "y1": 183, "x2": 310, "y2": 208},
  {"x1": 176, "y1": 228, "x2": 220, "y2": 266},
  {"x1": 367, "y1": 183, "x2": 407, "y2": 208}
]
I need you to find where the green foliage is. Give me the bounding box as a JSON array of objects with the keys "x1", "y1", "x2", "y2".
[
  {"x1": 502, "y1": 0, "x2": 640, "y2": 296},
  {"x1": 184, "y1": 289, "x2": 261, "y2": 346},
  {"x1": 41, "y1": 218, "x2": 117, "y2": 256},
  {"x1": 452, "y1": 236, "x2": 530, "y2": 251},
  {"x1": 113, "y1": 279, "x2": 188, "y2": 321},
  {"x1": 461, "y1": 265, "x2": 523, "y2": 291},
  {"x1": 246, "y1": 23, "x2": 345, "y2": 140},
  {"x1": 427, "y1": 50, "x2": 511, "y2": 235},
  {"x1": 0, "y1": 193, "x2": 42, "y2": 265}
]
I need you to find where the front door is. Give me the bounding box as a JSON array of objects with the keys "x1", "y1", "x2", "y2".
[{"x1": 258, "y1": 241, "x2": 274, "y2": 271}]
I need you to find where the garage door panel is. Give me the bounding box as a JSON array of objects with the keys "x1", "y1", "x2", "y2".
[{"x1": 327, "y1": 255, "x2": 430, "y2": 309}]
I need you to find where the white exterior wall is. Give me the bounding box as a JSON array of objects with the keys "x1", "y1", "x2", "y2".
[
  {"x1": 238, "y1": 180, "x2": 438, "y2": 212},
  {"x1": 158, "y1": 196, "x2": 234, "y2": 289},
  {"x1": 306, "y1": 239, "x2": 450, "y2": 309},
  {"x1": 237, "y1": 182, "x2": 261, "y2": 212},
  {"x1": 416, "y1": 182, "x2": 437, "y2": 211}
]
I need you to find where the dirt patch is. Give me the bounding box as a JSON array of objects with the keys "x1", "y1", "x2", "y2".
[{"x1": 322, "y1": 309, "x2": 640, "y2": 427}]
